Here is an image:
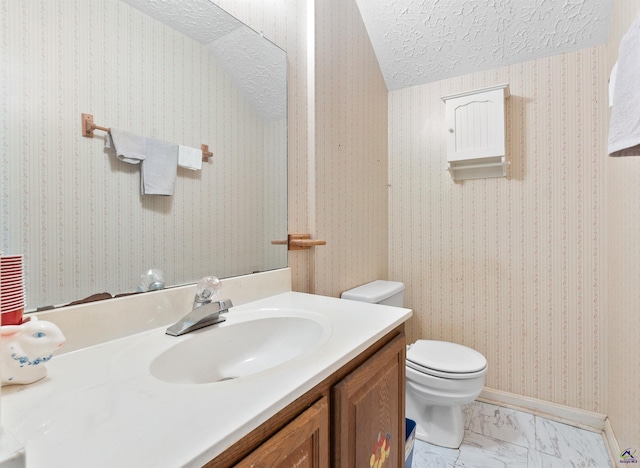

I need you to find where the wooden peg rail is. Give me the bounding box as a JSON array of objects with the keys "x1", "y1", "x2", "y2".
[
  {"x1": 271, "y1": 234, "x2": 327, "y2": 251},
  {"x1": 81, "y1": 113, "x2": 214, "y2": 162}
]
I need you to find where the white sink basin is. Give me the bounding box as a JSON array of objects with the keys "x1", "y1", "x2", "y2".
[{"x1": 150, "y1": 316, "x2": 328, "y2": 384}]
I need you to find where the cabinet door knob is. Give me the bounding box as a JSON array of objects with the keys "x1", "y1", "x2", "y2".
[{"x1": 448, "y1": 128, "x2": 454, "y2": 133}]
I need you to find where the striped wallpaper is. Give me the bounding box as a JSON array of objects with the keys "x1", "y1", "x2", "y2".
[
  {"x1": 605, "y1": 0, "x2": 640, "y2": 452},
  {"x1": 389, "y1": 0, "x2": 640, "y2": 449},
  {"x1": 0, "y1": 0, "x2": 288, "y2": 309},
  {"x1": 313, "y1": 0, "x2": 389, "y2": 296},
  {"x1": 389, "y1": 49, "x2": 608, "y2": 411},
  {"x1": 214, "y1": 0, "x2": 311, "y2": 294}
]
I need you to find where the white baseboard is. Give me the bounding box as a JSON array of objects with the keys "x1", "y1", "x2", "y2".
[
  {"x1": 604, "y1": 418, "x2": 621, "y2": 466},
  {"x1": 478, "y1": 387, "x2": 607, "y2": 432}
]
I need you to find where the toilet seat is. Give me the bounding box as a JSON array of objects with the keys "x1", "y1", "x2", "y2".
[
  {"x1": 406, "y1": 360, "x2": 486, "y2": 380},
  {"x1": 407, "y1": 340, "x2": 487, "y2": 380}
]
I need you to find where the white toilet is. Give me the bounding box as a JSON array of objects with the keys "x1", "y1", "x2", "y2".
[{"x1": 341, "y1": 280, "x2": 487, "y2": 449}]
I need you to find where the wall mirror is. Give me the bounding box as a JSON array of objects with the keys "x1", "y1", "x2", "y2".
[{"x1": 0, "y1": 0, "x2": 288, "y2": 311}]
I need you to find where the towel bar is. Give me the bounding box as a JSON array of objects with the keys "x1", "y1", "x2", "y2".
[{"x1": 81, "y1": 113, "x2": 214, "y2": 162}]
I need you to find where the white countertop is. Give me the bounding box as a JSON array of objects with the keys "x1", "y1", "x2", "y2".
[{"x1": 2, "y1": 292, "x2": 411, "y2": 468}]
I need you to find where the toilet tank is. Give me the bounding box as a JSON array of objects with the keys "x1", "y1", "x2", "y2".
[{"x1": 341, "y1": 280, "x2": 405, "y2": 307}]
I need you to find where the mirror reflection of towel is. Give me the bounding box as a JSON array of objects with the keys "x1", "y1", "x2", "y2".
[
  {"x1": 142, "y1": 138, "x2": 178, "y2": 196},
  {"x1": 178, "y1": 145, "x2": 203, "y2": 171},
  {"x1": 106, "y1": 129, "x2": 146, "y2": 164},
  {"x1": 608, "y1": 11, "x2": 640, "y2": 157}
]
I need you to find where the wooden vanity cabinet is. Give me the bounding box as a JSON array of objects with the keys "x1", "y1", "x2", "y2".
[
  {"x1": 332, "y1": 332, "x2": 405, "y2": 468},
  {"x1": 207, "y1": 326, "x2": 405, "y2": 468},
  {"x1": 235, "y1": 397, "x2": 329, "y2": 468}
]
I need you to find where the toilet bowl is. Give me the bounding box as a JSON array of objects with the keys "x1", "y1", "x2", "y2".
[
  {"x1": 405, "y1": 339, "x2": 487, "y2": 448},
  {"x1": 341, "y1": 280, "x2": 488, "y2": 449}
]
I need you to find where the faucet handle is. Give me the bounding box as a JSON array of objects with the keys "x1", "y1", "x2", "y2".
[{"x1": 194, "y1": 276, "x2": 222, "y2": 304}]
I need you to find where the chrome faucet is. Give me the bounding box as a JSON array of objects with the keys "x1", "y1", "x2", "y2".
[{"x1": 166, "y1": 277, "x2": 233, "y2": 336}]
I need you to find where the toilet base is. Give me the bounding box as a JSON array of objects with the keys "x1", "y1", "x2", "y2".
[{"x1": 412, "y1": 404, "x2": 465, "y2": 449}]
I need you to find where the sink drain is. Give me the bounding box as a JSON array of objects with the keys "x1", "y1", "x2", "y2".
[{"x1": 218, "y1": 376, "x2": 238, "y2": 382}]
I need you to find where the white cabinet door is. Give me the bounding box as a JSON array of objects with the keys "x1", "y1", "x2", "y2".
[
  {"x1": 442, "y1": 84, "x2": 509, "y2": 180},
  {"x1": 445, "y1": 87, "x2": 506, "y2": 162}
]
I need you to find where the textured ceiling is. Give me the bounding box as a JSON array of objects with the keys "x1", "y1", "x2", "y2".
[
  {"x1": 121, "y1": 0, "x2": 243, "y2": 43},
  {"x1": 355, "y1": 0, "x2": 614, "y2": 90},
  {"x1": 207, "y1": 26, "x2": 287, "y2": 121},
  {"x1": 121, "y1": 0, "x2": 286, "y2": 121}
]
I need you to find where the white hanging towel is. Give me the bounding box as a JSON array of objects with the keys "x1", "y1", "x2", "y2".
[
  {"x1": 105, "y1": 129, "x2": 146, "y2": 164},
  {"x1": 142, "y1": 138, "x2": 178, "y2": 195},
  {"x1": 608, "y1": 11, "x2": 640, "y2": 156},
  {"x1": 178, "y1": 145, "x2": 203, "y2": 171},
  {"x1": 609, "y1": 61, "x2": 618, "y2": 108}
]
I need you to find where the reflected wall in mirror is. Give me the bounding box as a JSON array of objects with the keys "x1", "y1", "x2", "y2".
[{"x1": 0, "y1": 0, "x2": 288, "y2": 311}]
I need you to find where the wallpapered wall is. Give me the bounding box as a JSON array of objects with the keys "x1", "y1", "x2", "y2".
[
  {"x1": 313, "y1": 0, "x2": 389, "y2": 296},
  {"x1": 606, "y1": 0, "x2": 640, "y2": 452},
  {"x1": 389, "y1": 48, "x2": 607, "y2": 412},
  {"x1": 389, "y1": 0, "x2": 640, "y2": 449},
  {"x1": 220, "y1": 0, "x2": 389, "y2": 297},
  {"x1": 1, "y1": 0, "x2": 385, "y2": 312},
  {"x1": 215, "y1": 0, "x2": 312, "y2": 294},
  {"x1": 1, "y1": 0, "x2": 287, "y2": 309}
]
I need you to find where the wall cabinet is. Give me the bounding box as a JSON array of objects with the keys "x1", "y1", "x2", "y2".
[
  {"x1": 207, "y1": 326, "x2": 406, "y2": 468},
  {"x1": 441, "y1": 84, "x2": 510, "y2": 181}
]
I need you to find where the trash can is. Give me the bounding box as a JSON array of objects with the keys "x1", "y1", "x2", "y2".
[{"x1": 405, "y1": 418, "x2": 416, "y2": 468}]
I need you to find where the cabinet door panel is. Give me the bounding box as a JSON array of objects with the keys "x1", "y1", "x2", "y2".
[
  {"x1": 445, "y1": 88, "x2": 506, "y2": 161},
  {"x1": 332, "y1": 333, "x2": 406, "y2": 468},
  {"x1": 236, "y1": 396, "x2": 329, "y2": 468}
]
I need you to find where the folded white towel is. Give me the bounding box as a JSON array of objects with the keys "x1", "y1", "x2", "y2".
[
  {"x1": 178, "y1": 145, "x2": 203, "y2": 171},
  {"x1": 142, "y1": 138, "x2": 178, "y2": 195},
  {"x1": 608, "y1": 11, "x2": 640, "y2": 156},
  {"x1": 105, "y1": 129, "x2": 146, "y2": 164}
]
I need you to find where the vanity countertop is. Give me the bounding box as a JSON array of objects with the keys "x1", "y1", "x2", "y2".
[{"x1": 2, "y1": 292, "x2": 411, "y2": 468}]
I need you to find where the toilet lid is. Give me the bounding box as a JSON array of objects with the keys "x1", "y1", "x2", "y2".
[{"x1": 407, "y1": 340, "x2": 487, "y2": 374}]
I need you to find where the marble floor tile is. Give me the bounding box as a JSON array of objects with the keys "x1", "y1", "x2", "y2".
[
  {"x1": 463, "y1": 402, "x2": 476, "y2": 431},
  {"x1": 528, "y1": 447, "x2": 594, "y2": 467},
  {"x1": 535, "y1": 418, "x2": 612, "y2": 467},
  {"x1": 410, "y1": 401, "x2": 614, "y2": 468},
  {"x1": 455, "y1": 430, "x2": 528, "y2": 467},
  {"x1": 467, "y1": 401, "x2": 536, "y2": 449},
  {"x1": 411, "y1": 440, "x2": 459, "y2": 468}
]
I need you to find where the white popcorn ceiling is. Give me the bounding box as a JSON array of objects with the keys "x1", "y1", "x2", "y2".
[
  {"x1": 355, "y1": 0, "x2": 614, "y2": 90},
  {"x1": 121, "y1": 0, "x2": 286, "y2": 121}
]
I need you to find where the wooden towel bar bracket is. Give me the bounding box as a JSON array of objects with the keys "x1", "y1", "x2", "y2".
[
  {"x1": 271, "y1": 234, "x2": 327, "y2": 251},
  {"x1": 201, "y1": 144, "x2": 213, "y2": 162},
  {"x1": 81, "y1": 113, "x2": 214, "y2": 162},
  {"x1": 82, "y1": 113, "x2": 109, "y2": 138}
]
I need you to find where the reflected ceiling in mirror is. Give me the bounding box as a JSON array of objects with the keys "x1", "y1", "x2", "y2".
[{"x1": 0, "y1": 0, "x2": 288, "y2": 311}]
